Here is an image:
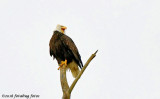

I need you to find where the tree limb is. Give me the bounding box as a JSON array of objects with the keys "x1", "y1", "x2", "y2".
[
  {"x1": 60, "y1": 50, "x2": 98, "y2": 99},
  {"x1": 60, "y1": 66, "x2": 70, "y2": 99},
  {"x1": 69, "y1": 50, "x2": 98, "y2": 94}
]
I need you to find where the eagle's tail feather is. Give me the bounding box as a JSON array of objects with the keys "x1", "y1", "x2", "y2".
[{"x1": 67, "y1": 61, "x2": 80, "y2": 78}]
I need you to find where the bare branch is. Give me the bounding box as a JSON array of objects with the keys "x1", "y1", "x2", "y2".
[
  {"x1": 60, "y1": 66, "x2": 70, "y2": 99},
  {"x1": 69, "y1": 50, "x2": 98, "y2": 94},
  {"x1": 59, "y1": 50, "x2": 98, "y2": 99}
]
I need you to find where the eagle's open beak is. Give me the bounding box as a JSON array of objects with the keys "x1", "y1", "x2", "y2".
[
  {"x1": 61, "y1": 26, "x2": 67, "y2": 33},
  {"x1": 61, "y1": 26, "x2": 67, "y2": 30}
]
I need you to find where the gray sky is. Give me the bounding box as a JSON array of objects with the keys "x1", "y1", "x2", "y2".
[{"x1": 0, "y1": 0, "x2": 160, "y2": 99}]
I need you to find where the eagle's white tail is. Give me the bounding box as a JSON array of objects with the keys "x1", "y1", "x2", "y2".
[{"x1": 67, "y1": 61, "x2": 80, "y2": 78}]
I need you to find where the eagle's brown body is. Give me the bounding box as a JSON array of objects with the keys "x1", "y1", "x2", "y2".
[{"x1": 49, "y1": 30, "x2": 83, "y2": 78}]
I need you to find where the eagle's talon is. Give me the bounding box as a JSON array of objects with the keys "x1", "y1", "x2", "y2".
[
  {"x1": 57, "y1": 59, "x2": 67, "y2": 70},
  {"x1": 57, "y1": 66, "x2": 61, "y2": 70}
]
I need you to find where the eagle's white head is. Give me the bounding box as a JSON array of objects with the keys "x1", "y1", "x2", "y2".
[{"x1": 56, "y1": 24, "x2": 67, "y2": 34}]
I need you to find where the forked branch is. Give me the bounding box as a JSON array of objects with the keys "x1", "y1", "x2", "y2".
[
  {"x1": 60, "y1": 50, "x2": 98, "y2": 99},
  {"x1": 69, "y1": 50, "x2": 98, "y2": 93}
]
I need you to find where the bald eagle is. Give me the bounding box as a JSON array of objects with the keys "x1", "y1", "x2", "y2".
[{"x1": 49, "y1": 24, "x2": 83, "y2": 78}]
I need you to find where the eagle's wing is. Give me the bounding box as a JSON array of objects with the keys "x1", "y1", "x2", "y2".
[
  {"x1": 49, "y1": 48, "x2": 54, "y2": 57},
  {"x1": 49, "y1": 33, "x2": 58, "y2": 59},
  {"x1": 60, "y1": 35, "x2": 83, "y2": 68}
]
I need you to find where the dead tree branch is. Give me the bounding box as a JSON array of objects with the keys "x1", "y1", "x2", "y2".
[
  {"x1": 69, "y1": 50, "x2": 98, "y2": 93},
  {"x1": 60, "y1": 67, "x2": 70, "y2": 99},
  {"x1": 60, "y1": 50, "x2": 98, "y2": 99}
]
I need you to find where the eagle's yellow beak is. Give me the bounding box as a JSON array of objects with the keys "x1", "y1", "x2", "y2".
[
  {"x1": 61, "y1": 26, "x2": 67, "y2": 33},
  {"x1": 61, "y1": 26, "x2": 67, "y2": 30}
]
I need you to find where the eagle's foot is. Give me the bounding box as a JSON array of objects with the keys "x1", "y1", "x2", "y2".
[{"x1": 58, "y1": 59, "x2": 67, "y2": 70}]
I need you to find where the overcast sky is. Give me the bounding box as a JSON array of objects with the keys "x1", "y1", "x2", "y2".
[{"x1": 0, "y1": 0, "x2": 160, "y2": 99}]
